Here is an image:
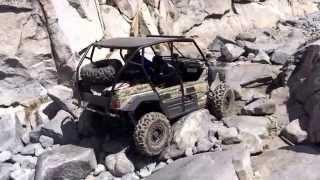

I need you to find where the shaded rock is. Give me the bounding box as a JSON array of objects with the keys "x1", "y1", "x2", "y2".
[
  {"x1": 35, "y1": 145, "x2": 97, "y2": 180},
  {"x1": 39, "y1": 135, "x2": 54, "y2": 148},
  {"x1": 29, "y1": 128, "x2": 42, "y2": 144},
  {"x1": 0, "y1": 108, "x2": 23, "y2": 153},
  {"x1": 280, "y1": 119, "x2": 308, "y2": 144},
  {"x1": 0, "y1": 151, "x2": 12, "y2": 163},
  {"x1": 40, "y1": 110, "x2": 79, "y2": 145},
  {"x1": 217, "y1": 127, "x2": 241, "y2": 145},
  {"x1": 223, "y1": 116, "x2": 270, "y2": 138},
  {"x1": 172, "y1": 109, "x2": 216, "y2": 151},
  {"x1": 105, "y1": 152, "x2": 135, "y2": 177},
  {"x1": 236, "y1": 32, "x2": 256, "y2": 42},
  {"x1": 221, "y1": 43, "x2": 245, "y2": 62},
  {"x1": 102, "y1": 136, "x2": 130, "y2": 155},
  {"x1": 12, "y1": 154, "x2": 37, "y2": 169},
  {"x1": 47, "y1": 85, "x2": 77, "y2": 118},
  {"x1": 242, "y1": 99, "x2": 276, "y2": 116},
  {"x1": 10, "y1": 168, "x2": 35, "y2": 180},
  {"x1": 252, "y1": 145, "x2": 320, "y2": 180},
  {"x1": 271, "y1": 50, "x2": 291, "y2": 65},
  {"x1": 147, "y1": 151, "x2": 240, "y2": 180}
]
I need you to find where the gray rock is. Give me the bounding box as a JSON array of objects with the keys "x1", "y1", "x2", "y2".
[
  {"x1": 271, "y1": 50, "x2": 290, "y2": 65},
  {"x1": 160, "y1": 144, "x2": 185, "y2": 160},
  {"x1": 223, "y1": 116, "x2": 270, "y2": 139},
  {"x1": 154, "y1": 162, "x2": 167, "y2": 172},
  {"x1": 239, "y1": 131, "x2": 263, "y2": 155},
  {"x1": 20, "y1": 143, "x2": 43, "y2": 156},
  {"x1": 39, "y1": 135, "x2": 54, "y2": 148},
  {"x1": 236, "y1": 32, "x2": 256, "y2": 42},
  {"x1": 172, "y1": 109, "x2": 216, "y2": 151},
  {"x1": 29, "y1": 129, "x2": 42, "y2": 144},
  {"x1": 196, "y1": 138, "x2": 214, "y2": 153},
  {"x1": 112, "y1": 0, "x2": 140, "y2": 19},
  {"x1": 147, "y1": 151, "x2": 240, "y2": 180},
  {"x1": 10, "y1": 168, "x2": 35, "y2": 180},
  {"x1": 47, "y1": 85, "x2": 78, "y2": 118},
  {"x1": 252, "y1": 50, "x2": 270, "y2": 64},
  {"x1": 93, "y1": 164, "x2": 106, "y2": 176},
  {"x1": 242, "y1": 99, "x2": 276, "y2": 116},
  {"x1": 184, "y1": 147, "x2": 193, "y2": 157},
  {"x1": 252, "y1": 145, "x2": 320, "y2": 180},
  {"x1": 122, "y1": 173, "x2": 140, "y2": 180},
  {"x1": 232, "y1": 150, "x2": 254, "y2": 180},
  {"x1": 217, "y1": 127, "x2": 241, "y2": 145},
  {"x1": 0, "y1": 163, "x2": 14, "y2": 180},
  {"x1": 221, "y1": 43, "x2": 245, "y2": 62},
  {"x1": 105, "y1": 152, "x2": 135, "y2": 177},
  {"x1": 0, "y1": 108, "x2": 24, "y2": 153},
  {"x1": 173, "y1": 0, "x2": 232, "y2": 34},
  {"x1": 281, "y1": 119, "x2": 308, "y2": 144},
  {"x1": 40, "y1": 110, "x2": 79, "y2": 145},
  {"x1": 222, "y1": 62, "x2": 280, "y2": 93},
  {"x1": 11, "y1": 154, "x2": 37, "y2": 169},
  {"x1": 0, "y1": 56, "x2": 47, "y2": 106},
  {"x1": 0, "y1": 151, "x2": 12, "y2": 163},
  {"x1": 96, "y1": 171, "x2": 114, "y2": 180},
  {"x1": 35, "y1": 145, "x2": 97, "y2": 180}
]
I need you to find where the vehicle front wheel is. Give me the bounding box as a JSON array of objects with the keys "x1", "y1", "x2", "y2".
[
  {"x1": 208, "y1": 83, "x2": 235, "y2": 119},
  {"x1": 134, "y1": 112, "x2": 171, "y2": 156}
]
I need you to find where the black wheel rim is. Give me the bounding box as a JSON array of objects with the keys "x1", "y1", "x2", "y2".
[{"x1": 148, "y1": 122, "x2": 166, "y2": 146}]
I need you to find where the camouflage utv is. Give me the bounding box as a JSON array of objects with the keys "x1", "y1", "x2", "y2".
[{"x1": 75, "y1": 35, "x2": 235, "y2": 156}]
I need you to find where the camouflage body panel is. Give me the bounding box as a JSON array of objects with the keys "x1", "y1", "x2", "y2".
[{"x1": 114, "y1": 80, "x2": 209, "y2": 111}]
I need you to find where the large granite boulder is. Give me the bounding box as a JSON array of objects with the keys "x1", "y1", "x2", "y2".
[
  {"x1": 148, "y1": 149, "x2": 253, "y2": 180},
  {"x1": 253, "y1": 145, "x2": 320, "y2": 180},
  {"x1": 35, "y1": 145, "x2": 97, "y2": 180}
]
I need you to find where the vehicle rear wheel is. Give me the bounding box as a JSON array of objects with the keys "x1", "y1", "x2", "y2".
[
  {"x1": 208, "y1": 83, "x2": 235, "y2": 119},
  {"x1": 134, "y1": 112, "x2": 171, "y2": 156},
  {"x1": 80, "y1": 59, "x2": 123, "y2": 85}
]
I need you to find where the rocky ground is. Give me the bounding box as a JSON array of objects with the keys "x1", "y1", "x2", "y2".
[{"x1": 2, "y1": 0, "x2": 320, "y2": 180}]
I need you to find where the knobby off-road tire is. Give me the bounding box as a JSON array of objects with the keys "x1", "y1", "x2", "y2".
[
  {"x1": 134, "y1": 112, "x2": 171, "y2": 156},
  {"x1": 208, "y1": 83, "x2": 235, "y2": 119},
  {"x1": 80, "y1": 59, "x2": 122, "y2": 84}
]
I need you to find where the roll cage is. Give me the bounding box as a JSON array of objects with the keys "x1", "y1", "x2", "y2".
[{"x1": 76, "y1": 35, "x2": 208, "y2": 114}]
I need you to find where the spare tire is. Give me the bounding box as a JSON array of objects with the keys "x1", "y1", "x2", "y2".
[{"x1": 80, "y1": 59, "x2": 123, "y2": 84}]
